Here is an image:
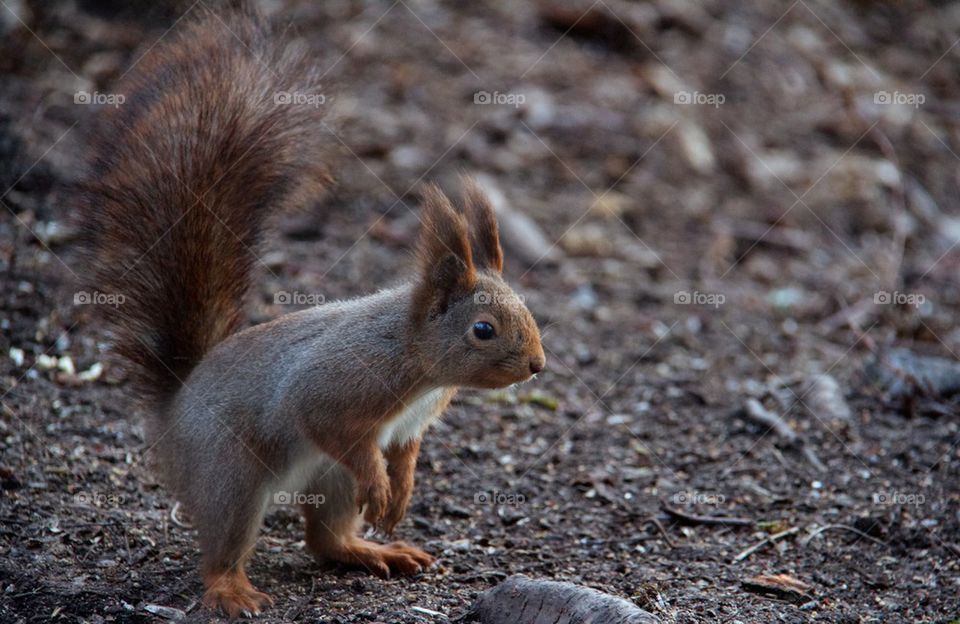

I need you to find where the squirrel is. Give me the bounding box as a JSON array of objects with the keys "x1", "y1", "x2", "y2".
[{"x1": 79, "y1": 5, "x2": 545, "y2": 619}]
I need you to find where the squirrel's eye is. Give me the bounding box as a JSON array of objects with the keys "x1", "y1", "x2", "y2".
[{"x1": 473, "y1": 321, "x2": 495, "y2": 340}]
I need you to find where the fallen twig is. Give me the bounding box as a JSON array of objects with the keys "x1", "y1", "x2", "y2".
[
  {"x1": 719, "y1": 220, "x2": 814, "y2": 250},
  {"x1": 801, "y1": 524, "x2": 887, "y2": 547},
  {"x1": 412, "y1": 606, "x2": 448, "y2": 619},
  {"x1": 817, "y1": 297, "x2": 875, "y2": 335},
  {"x1": 578, "y1": 515, "x2": 676, "y2": 548},
  {"x1": 643, "y1": 515, "x2": 676, "y2": 548},
  {"x1": 732, "y1": 526, "x2": 800, "y2": 563},
  {"x1": 742, "y1": 398, "x2": 827, "y2": 472},
  {"x1": 660, "y1": 503, "x2": 753, "y2": 527}
]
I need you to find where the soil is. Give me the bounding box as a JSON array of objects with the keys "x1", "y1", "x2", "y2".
[{"x1": 2, "y1": 1, "x2": 959, "y2": 622}]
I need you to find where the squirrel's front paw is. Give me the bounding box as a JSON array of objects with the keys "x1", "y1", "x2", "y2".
[
  {"x1": 382, "y1": 490, "x2": 412, "y2": 536},
  {"x1": 358, "y1": 473, "x2": 391, "y2": 527}
]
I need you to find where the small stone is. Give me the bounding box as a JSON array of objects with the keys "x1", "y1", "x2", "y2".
[
  {"x1": 78, "y1": 362, "x2": 103, "y2": 382},
  {"x1": 143, "y1": 604, "x2": 186, "y2": 621},
  {"x1": 571, "y1": 284, "x2": 598, "y2": 310},
  {"x1": 9, "y1": 348, "x2": 24, "y2": 368},
  {"x1": 57, "y1": 355, "x2": 75, "y2": 376}
]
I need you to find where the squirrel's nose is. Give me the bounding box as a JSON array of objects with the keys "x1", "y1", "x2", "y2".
[{"x1": 529, "y1": 355, "x2": 545, "y2": 375}]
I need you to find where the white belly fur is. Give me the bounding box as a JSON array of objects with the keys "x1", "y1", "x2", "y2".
[
  {"x1": 266, "y1": 389, "x2": 449, "y2": 510},
  {"x1": 377, "y1": 388, "x2": 448, "y2": 449}
]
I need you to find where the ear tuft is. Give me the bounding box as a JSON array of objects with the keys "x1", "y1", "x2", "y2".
[
  {"x1": 412, "y1": 184, "x2": 476, "y2": 321},
  {"x1": 460, "y1": 176, "x2": 504, "y2": 273}
]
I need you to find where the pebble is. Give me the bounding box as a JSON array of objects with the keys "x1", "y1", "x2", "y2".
[
  {"x1": 57, "y1": 355, "x2": 75, "y2": 376},
  {"x1": 571, "y1": 284, "x2": 598, "y2": 310},
  {"x1": 78, "y1": 362, "x2": 103, "y2": 382},
  {"x1": 574, "y1": 343, "x2": 595, "y2": 365},
  {"x1": 443, "y1": 503, "x2": 472, "y2": 519},
  {"x1": 606, "y1": 414, "x2": 631, "y2": 425},
  {"x1": 143, "y1": 604, "x2": 186, "y2": 621},
  {"x1": 9, "y1": 348, "x2": 24, "y2": 368}
]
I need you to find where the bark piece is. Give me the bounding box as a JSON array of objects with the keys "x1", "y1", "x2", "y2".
[
  {"x1": 867, "y1": 348, "x2": 960, "y2": 399},
  {"x1": 460, "y1": 575, "x2": 660, "y2": 624},
  {"x1": 741, "y1": 574, "x2": 813, "y2": 604}
]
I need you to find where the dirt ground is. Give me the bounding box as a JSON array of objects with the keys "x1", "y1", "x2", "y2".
[{"x1": 2, "y1": 0, "x2": 960, "y2": 622}]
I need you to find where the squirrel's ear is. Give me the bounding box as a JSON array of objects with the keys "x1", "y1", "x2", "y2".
[
  {"x1": 461, "y1": 177, "x2": 504, "y2": 273},
  {"x1": 412, "y1": 184, "x2": 476, "y2": 320}
]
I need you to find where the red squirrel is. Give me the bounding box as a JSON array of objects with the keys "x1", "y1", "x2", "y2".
[{"x1": 80, "y1": 6, "x2": 545, "y2": 619}]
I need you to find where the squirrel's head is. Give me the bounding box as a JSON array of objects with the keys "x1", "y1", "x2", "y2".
[{"x1": 410, "y1": 178, "x2": 545, "y2": 389}]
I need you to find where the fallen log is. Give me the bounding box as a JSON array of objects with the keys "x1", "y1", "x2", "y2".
[{"x1": 459, "y1": 575, "x2": 660, "y2": 624}]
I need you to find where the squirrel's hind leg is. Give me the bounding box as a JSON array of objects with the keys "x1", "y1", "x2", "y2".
[
  {"x1": 300, "y1": 462, "x2": 434, "y2": 577},
  {"x1": 192, "y1": 481, "x2": 273, "y2": 617}
]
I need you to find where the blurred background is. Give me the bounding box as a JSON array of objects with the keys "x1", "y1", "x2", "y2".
[{"x1": 1, "y1": 0, "x2": 958, "y2": 621}]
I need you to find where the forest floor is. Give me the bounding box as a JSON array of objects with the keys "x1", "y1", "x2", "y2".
[{"x1": 2, "y1": 0, "x2": 959, "y2": 622}]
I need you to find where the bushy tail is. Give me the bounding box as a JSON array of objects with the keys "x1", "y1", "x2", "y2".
[{"x1": 80, "y1": 7, "x2": 330, "y2": 406}]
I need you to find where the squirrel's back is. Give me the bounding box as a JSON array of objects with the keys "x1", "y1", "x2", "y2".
[{"x1": 81, "y1": 7, "x2": 330, "y2": 406}]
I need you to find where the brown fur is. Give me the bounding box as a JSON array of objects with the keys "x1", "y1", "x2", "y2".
[
  {"x1": 461, "y1": 176, "x2": 504, "y2": 272},
  {"x1": 79, "y1": 6, "x2": 330, "y2": 406},
  {"x1": 82, "y1": 7, "x2": 544, "y2": 619},
  {"x1": 411, "y1": 183, "x2": 477, "y2": 323},
  {"x1": 383, "y1": 436, "x2": 424, "y2": 533}
]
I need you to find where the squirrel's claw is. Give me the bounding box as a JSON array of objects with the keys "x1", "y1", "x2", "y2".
[
  {"x1": 202, "y1": 570, "x2": 273, "y2": 619},
  {"x1": 358, "y1": 476, "x2": 391, "y2": 527},
  {"x1": 381, "y1": 494, "x2": 412, "y2": 535}
]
